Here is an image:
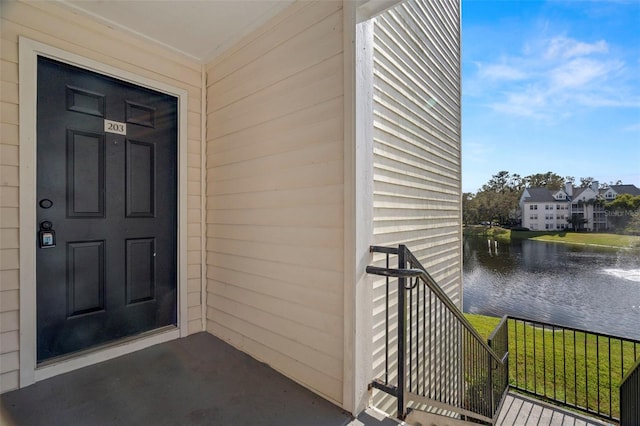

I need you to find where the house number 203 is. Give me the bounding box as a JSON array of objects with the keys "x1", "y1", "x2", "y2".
[{"x1": 104, "y1": 119, "x2": 127, "y2": 136}]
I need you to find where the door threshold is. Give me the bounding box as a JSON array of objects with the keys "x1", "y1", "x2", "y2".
[{"x1": 34, "y1": 326, "x2": 179, "y2": 383}]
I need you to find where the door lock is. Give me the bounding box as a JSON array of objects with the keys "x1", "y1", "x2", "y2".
[{"x1": 39, "y1": 221, "x2": 56, "y2": 248}]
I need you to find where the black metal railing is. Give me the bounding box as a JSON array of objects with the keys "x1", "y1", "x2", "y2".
[
  {"x1": 491, "y1": 316, "x2": 640, "y2": 422},
  {"x1": 620, "y1": 358, "x2": 640, "y2": 425},
  {"x1": 487, "y1": 316, "x2": 510, "y2": 417},
  {"x1": 368, "y1": 245, "x2": 508, "y2": 424}
]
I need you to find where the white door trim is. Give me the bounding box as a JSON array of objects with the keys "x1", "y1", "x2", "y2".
[{"x1": 18, "y1": 37, "x2": 189, "y2": 387}]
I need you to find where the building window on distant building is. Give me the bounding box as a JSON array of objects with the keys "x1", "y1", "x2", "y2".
[
  {"x1": 530, "y1": 214, "x2": 537, "y2": 220},
  {"x1": 529, "y1": 205, "x2": 537, "y2": 210}
]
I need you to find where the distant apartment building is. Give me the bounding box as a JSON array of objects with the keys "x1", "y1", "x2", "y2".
[
  {"x1": 519, "y1": 187, "x2": 571, "y2": 231},
  {"x1": 519, "y1": 181, "x2": 640, "y2": 231}
]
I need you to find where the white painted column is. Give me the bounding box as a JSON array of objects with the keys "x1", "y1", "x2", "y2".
[{"x1": 343, "y1": 0, "x2": 375, "y2": 416}]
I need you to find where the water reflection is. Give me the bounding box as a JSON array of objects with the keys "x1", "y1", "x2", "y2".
[{"x1": 463, "y1": 236, "x2": 640, "y2": 340}]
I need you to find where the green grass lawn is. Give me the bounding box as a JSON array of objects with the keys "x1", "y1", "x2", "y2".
[
  {"x1": 463, "y1": 227, "x2": 640, "y2": 249},
  {"x1": 465, "y1": 313, "x2": 640, "y2": 419},
  {"x1": 462, "y1": 225, "x2": 511, "y2": 240},
  {"x1": 511, "y1": 231, "x2": 640, "y2": 248}
]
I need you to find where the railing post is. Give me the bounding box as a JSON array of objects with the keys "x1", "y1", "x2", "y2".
[
  {"x1": 397, "y1": 244, "x2": 407, "y2": 419},
  {"x1": 488, "y1": 349, "x2": 494, "y2": 415}
]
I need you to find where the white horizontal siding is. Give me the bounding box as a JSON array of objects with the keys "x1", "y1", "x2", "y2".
[
  {"x1": 370, "y1": 0, "x2": 461, "y2": 414},
  {"x1": 0, "y1": 1, "x2": 204, "y2": 393},
  {"x1": 205, "y1": 0, "x2": 344, "y2": 405}
]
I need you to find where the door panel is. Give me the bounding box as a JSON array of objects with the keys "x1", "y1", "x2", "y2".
[
  {"x1": 66, "y1": 130, "x2": 105, "y2": 217},
  {"x1": 36, "y1": 57, "x2": 178, "y2": 362},
  {"x1": 125, "y1": 237, "x2": 156, "y2": 304},
  {"x1": 67, "y1": 241, "x2": 105, "y2": 317},
  {"x1": 126, "y1": 139, "x2": 155, "y2": 217}
]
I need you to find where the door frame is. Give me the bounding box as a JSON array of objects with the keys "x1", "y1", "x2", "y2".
[{"x1": 18, "y1": 37, "x2": 189, "y2": 387}]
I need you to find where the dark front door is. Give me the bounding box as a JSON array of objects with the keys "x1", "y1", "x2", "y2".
[{"x1": 36, "y1": 57, "x2": 178, "y2": 362}]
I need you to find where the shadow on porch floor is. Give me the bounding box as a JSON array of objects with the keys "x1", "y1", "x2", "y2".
[{"x1": 0, "y1": 332, "x2": 398, "y2": 426}]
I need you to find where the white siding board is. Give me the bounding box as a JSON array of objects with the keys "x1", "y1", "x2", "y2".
[
  {"x1": 207, "y1": 253, "x2": 342, "y2": 292},
  {"x1": 208, "y1": 97, "x2": 342, "y2": 156},
  {"x1": 207, "y1": 237, "x2": 342, "y2": 273},
  {"x1": 207, "y1": 185, "x2": 343, "y2": 210},
  {"x1": 208, "y1": 9, "x2": 343, "y2": 111},
  {"x1": 209, "y1": 269, "x2": 342, "y2": 326},
  {"x1": 0, "y1": 271, "x2": 18, "y2": 292},
  {"x1": 1, "y1": 60, "x2": 18, "y2": 83},
  {"x1": 0, "y1": 81, "x2": 18, "y2": 104},
  {"x1": 207, "y1": 224, "x2": 342, "y2": 248},
  {"x1": 208, "y1": 1, "x2": 340, "y2": 81},
  {"x1": 0, "y1": 350, "x2": 19, "y2": 374},
  {"x1": 207, "y1": 160, "x2": 343, "y2": 196},
  {"x1": 209, "y1": 320, "x2": 343, "y2": 404},
  {"x1": 206, "y1": 1, "x2": 344, "y2": 405},
  {"x1": 209, "y1": 54, "x2": 343, "y2": 139},
  {"x1": 1, "y1": 38, "x2": 18, "y2": 62},
  {"x1": 209, "y1": 204, "x2": 342, "y2": 228},
  {"x1": 208, "y1": 140, "x2": 343, "y2": 183},
  {"x1": 371, "y1": 0, "x2": 461, "y2": 415},
  {"x1": 372, "y1": 36, "x2": 458, "y2": 133},
  {"x1": 208, "y1": 289, "x2": 342, "y2": 359},
  {"x1": 204, "y1": 306, "x2": 343, "y2": 385}
]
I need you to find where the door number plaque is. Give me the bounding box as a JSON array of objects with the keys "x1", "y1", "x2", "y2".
[{"x1": 104, "y1": 119, "x2": 127, "y2": 135}]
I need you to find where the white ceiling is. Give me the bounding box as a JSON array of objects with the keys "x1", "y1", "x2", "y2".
[{"x1": 59, "y1": 0, "x2": 297, "y2": 63}]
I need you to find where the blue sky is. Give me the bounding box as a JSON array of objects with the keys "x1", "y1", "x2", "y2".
[{"x1": 461, "y1": 0, "x2": 640, "y2": 193}]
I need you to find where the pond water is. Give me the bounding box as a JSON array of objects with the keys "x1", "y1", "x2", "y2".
[{"x1": 463, "y1": 236, "x2": 640, "y2": 340}]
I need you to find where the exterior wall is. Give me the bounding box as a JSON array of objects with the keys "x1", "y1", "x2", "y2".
[
  {"x1": 0, "y1": 1, "x2": 204, "y2": 393},
  {"x1": 370, "y1": 0, "x2": 461, "y2": 414},
  {"x1": 205, "y1": 1, "x2": 345, "y2": 405},
  {"x1": 522, "y1": 202, "x2": 569, "y2": 230}
]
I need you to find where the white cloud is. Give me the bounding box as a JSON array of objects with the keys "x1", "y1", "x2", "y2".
[
  {"x1": 477, "y1": 63, "x2": 528, "y2": 81},
  {"x1": 489, "y1": 88, "x2": 550, "y2": 119},
  {"x1": 545, "y1": 37, "x2": 608, "y2": 59},
  {"x1": 549, "y1": 57, "x2": 622, "y2": 89},
  {"x1": 469, "y1": 34, "x2": 635, "y2": 120}
]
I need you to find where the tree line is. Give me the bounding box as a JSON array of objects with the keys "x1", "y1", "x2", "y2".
[{"x1": 463, "y1": 171, "x2": 640, "y2": 234}]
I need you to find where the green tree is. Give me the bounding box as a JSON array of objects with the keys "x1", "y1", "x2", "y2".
[
  {"x1": 567, "y1": 214, "x2": 588, "y2": 231},
  {"x1": 470, "y1": 171, "x2": 524, "y2": 226},
  {"x1": 579, "y1": 177, "x2": 595, "y2": 188},
  {"x1": 623, "y1": 214, "x2": 640, "y2": 235},
  {"x1": 606, "y1": 194, "x2": 640, "y2": 212},
  {"x1": 524, "y1": 172, "x2": 564, "y2": 189},
  {"x1": 605, "y1": 194, "x2": 640, "y2": 234},
  {"x1": 463, "y1": 192, "x2": 480, "y2": 226}
]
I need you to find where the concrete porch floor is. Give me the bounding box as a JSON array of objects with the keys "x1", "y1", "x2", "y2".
[{"x1": 0, "y1": 332, "x2": 399, "y2": 426}]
